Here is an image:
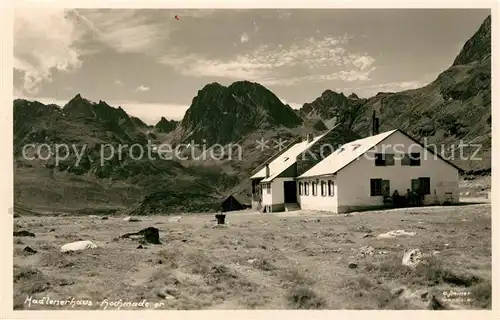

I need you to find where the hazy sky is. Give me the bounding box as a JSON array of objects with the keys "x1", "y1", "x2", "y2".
[{"x1": 14, "y1": 8, "x2": 490, "y2": 124}]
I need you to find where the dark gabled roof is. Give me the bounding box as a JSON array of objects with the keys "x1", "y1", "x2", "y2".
[{"x1": 222, "y1": 194, "x2": 250, "y2": 205}]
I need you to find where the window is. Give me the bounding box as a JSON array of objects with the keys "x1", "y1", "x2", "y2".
[
  {"x1": 410, "y1": 153, "x2": 421, "y2": 166},
  {"x1": 321, "y1": 181, "x2": 327, "y2": 196},
  {"x1": 402, "y1": 153, "x2": 421, "y2": 166},
  {"x1": 304, "y1": 182, "x2": 309, "y2": 196},
  {"x1": 375, "y1": 153, "x2": 385, "y2": 166},
  {"x1": 375, "y1": 153, "x2": 395, "y2": 166},
  {"x1": 266, "y1": 183, "x2": 271, "y2": 194},
  {"x1": 419, "y1": 177, "x2": 430, "y2": 194},
  {"x1": 401, "y1": 154, "x2": 410, "y2": 166},
  {"x1": 412, "y1": 177, "x2": 431, "y2": 195},
  {"x1": 328, "y1": 180, "x2": 334, "y2": 196},
  {"x1": 370, "y1": 178, "x2": 383, "y2": 196},
  {"x1": 298, "y1": 182, "x2": 303, "y2": 195},
  {"x1": 312, "y1": 182, "x2": 317, "y2": 196},
  {"x1": 385, "y1": 154, "x2": 395, "y2": 166}
]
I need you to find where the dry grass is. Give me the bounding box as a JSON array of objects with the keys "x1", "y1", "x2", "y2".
[{"x1": 12, "y1": 203, "x2": 491, "y2": 310}]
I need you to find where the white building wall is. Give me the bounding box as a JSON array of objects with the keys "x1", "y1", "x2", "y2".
[
  {"x1": 261, "y1": 184, "x2": 272, "y2": 205},
  {"x1": 297, "y1": 177, "x2": 339, "y2": 212},
  {"x1": 273, "y1": 178, "x2": 294, "y2": 204},
  {"x1": 336, "y1": 131, "x2": 459, "y2": 211},
  {"x1": 261, "y1": 178, "x2": 294, "y2": 205}
]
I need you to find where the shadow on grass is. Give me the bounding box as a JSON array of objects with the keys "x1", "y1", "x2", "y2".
[{"x1": 346, "y1": 201, "x2": 489, "y2": 215}]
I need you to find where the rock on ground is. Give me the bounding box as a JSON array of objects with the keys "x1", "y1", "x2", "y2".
[
  {"x1": 60, "y1": 240, "x2": 98, "y2": 252},
  {"x1": 123, "y1": 216, "x2": 141, "y2": 222},
  {"x1": 428, "y1": 295, "x2": 449, "y2": 310},
  {"x1": 377, "y1": 230, "x2": 416, "y2": 239},
  {"x1": 23, "y1": 246, "x2": 37, "y2": 255},
  {"x1": 13, "y1": 230, "x2": 35, "y2": 237},
  {"x1": 168, "y1": 216, "x2": 182, "y2": 223},
  {"x1": 120, "y1": 227, "x2": 160, "y2": 244},
  {"x1": 357, "y1": 226, "x2": 372, "y2": 233},
  {"x1": 402, "y1": 248, "x2": 424, "y2": 268},
  {"x1": 357, "y1": 245, "x2": 375, "y2": 258}
]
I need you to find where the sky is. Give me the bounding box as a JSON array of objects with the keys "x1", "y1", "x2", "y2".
[{"x1": 14, "y1": 8, "x2": 490, "y2": 124}]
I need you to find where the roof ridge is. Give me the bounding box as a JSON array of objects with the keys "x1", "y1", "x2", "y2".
[{"x1": 297, "y1": 128, "x2": 461, "y2": 179}]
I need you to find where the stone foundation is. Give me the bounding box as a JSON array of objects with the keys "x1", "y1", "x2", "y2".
[
  {"x1": 271, "y1": 203, "x2": 285, "y2": 212},
  {"x1": 261, "y1": 203, "x2": 285, "y2": 213},
  {"x1": 337, "y1": 200, "x2": 460, "y2": 213}
]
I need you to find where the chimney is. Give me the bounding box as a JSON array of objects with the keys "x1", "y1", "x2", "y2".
[
  {"x1": 371, "y1": 110, "x2": 376, "y2": 136},
  {"x1": 307, "y1": 133, "x2": 313, "y2": 142},
  {"x1": 265, "y1": 164, "x2": 270, "y2": 178},
  {"x1": 374, "y1": 118, "x2": 380, "y2": 135}
]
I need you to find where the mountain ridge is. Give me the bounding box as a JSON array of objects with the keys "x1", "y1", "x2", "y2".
[{"x1": 169, "y1": 80, "x2": 304, "y2": 146}]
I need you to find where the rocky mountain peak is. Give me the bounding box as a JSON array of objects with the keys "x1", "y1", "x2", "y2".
[
  {"x1": 174, "y1": 80, "x2": 303, "y2": 145},
  {"x1": 155, "y1": 117, "x2": 178, "y2": 133},
  {"x1": 452, "y1": 15, "x2": 491, "y2": 66}
]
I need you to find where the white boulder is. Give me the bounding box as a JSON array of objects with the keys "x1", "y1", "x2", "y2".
[
  {"x1": 402, "y1": 248, "x2": 424, "y2": 268},
  {"x1": 60, "y1": 240, "x2": 98, "y2": 252},
  {"x1": 377, "y1": 229, "x2": 416, "y2": 239},
  {"x1": 168, "y1": 216, "x2": 182, "y2": 223},
  {"x1": 123, "y1": 216, "x2": 141, "y2": 222}
]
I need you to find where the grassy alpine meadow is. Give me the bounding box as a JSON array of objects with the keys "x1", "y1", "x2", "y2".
[{"x1": 13, "y1": 202, "x2": 491, "y2": 310}]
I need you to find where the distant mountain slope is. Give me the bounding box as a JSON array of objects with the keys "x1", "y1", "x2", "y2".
[
  {"x1": 13, "y1": 95, "x2": 225, "y2": 214},
  {"x1": 14, "y1": 94, "x2": 148, "y2": 151},
  {"x1": 12, "y1": 87, "x2": 312, "y2": 214},
  {"x1": 130, "y1": 116, "x2": 150, "y2": 129},
  {"x1": 355, "y1": 59, "x2": 490, "y2": 171},
  {"x1": 300, "y1": 14, "x2": 491, "y2": 172}
]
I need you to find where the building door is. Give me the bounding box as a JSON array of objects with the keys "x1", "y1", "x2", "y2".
[{"x1": 283, "y1": 181, "x2": 297, "y2": 203}]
